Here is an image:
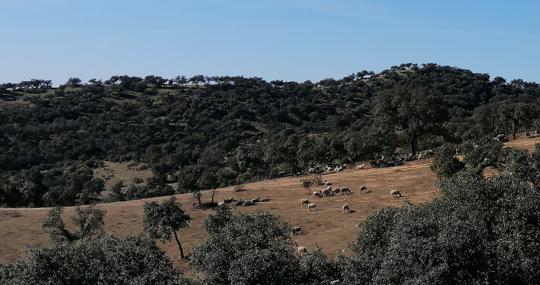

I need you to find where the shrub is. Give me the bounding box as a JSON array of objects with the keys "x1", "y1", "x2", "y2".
[
  {"x1": 431, "y1": 143, "x2": 464, "y2": 178},
  {"x1": 340, "y1": 172, "x2": 540, "y2": 284},
  {"x1": 0, "y1": 235, "x2": 187, "y2": 285},
  {"x1": 190, "y1": 211, "x2": 300, "y2": 284}
]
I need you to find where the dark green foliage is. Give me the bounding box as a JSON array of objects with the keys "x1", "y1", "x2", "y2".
[
  {"x1": 500, "y1": 148, "x2": 530, "y2": 180},
  {"x1": 341, "y1": 172, "x2": 540, "y2": 285},
  {"x1": 2, "y1": 64, "x2": 540, "y2": 207},
  {"x1": 529, "y1": 144, "x2": 540, "y2": 187},
  {"x1": 124, "y1": 182, "x2": 175, "y2": 201},
  {"x1": 431, "y1": 143, "x2": 464, "y2": 178},
  {"x1": 0, "y1": 170, "x2": 46, "y2": 207},
  {"x1": 143, "y1": 197, "x2": 191, "y2": 258},
  {"x1": 373, "y1": 87, "x2": 448, "y2": 155},
  {"x1": 463, "y1": 138, "x2": 503, "y2": 173},
  {"x1": 0, "y1": 235, "x2": 187, "y2": 285},
  {"x1": 43, "y1": 205, "x2": 105, "y2": 243},
  {"x1": 190, "y1": 211, "x2": 299, "y2": 285},
  {"x1": 298, "y1": 249, "x2": 340, "y2": 285},
  {"x1": 203, "y1": 205, "x2": 233, "y2": 235}
]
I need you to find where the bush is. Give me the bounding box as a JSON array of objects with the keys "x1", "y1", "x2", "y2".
[
  {"x1": 190, "y1": 211, "x2": 300, "y2": 284},
  {"x1": 0, "y1": 235, "x2": 187, "y2": 285},
  {"x1": 340, "y1": 172, "x2": 540, "y2": 284},
  {"x1": 431, "y1": 143, "x2": 464, "y2": 178},
  {"x1": 463, "y1": 138, "x2": 503, "y2": 173}
]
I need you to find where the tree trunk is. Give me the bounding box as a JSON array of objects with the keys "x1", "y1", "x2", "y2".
[
  {"x1": 411, "y1": 137, "x2": 418, "y2": 156},
  {"x1": 211, "y1": 188, "x2": 217, "y2": 204},
  {"x1": 173, "y1": 230, "x2": 185, "y2": 259}
]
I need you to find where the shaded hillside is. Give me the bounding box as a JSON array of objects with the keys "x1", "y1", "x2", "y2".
[{"x1": 2, "y1": 64, "x2": 540, "y2": 207}]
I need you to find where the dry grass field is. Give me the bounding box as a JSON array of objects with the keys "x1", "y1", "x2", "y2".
[{"x1": 1, "y1": 135, "x2": 539, "y2": 272}]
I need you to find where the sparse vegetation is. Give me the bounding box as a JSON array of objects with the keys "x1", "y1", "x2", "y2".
[
  {"x1": 43, "y1": 205, "x2": 105, "y2": 243},
  {"x1": 143, "y1": 197, "x2": 191, "y2": 259}
]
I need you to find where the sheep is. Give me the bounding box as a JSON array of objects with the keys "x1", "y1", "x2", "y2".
[
  {"x1": 224, "y1": 197, "x2": 235, "y2": 203},
  {"x1": 312, "y1": 191, "x2": 322, "y2": 197},
  {"x1": 297, "y1": 246, "x2": 308, "y2": 254},
  {"x1": 342, "y1": 204, "x2": 350, "y2": 214},
  {"x1": 300, "y1": 199, "x2": 310, "y2": 207},
  {"x1": 325, "y1": 185, "x2": 332, "y2": 191},
  {"x1": 390, "y1": 189, "x2": 402, "y2": 198},
  {"x1": 340, "y1": 187, "x2": 352, "y2": 195},
  {"x1": 332, "y1": 188, "x2": 341, "y2": 195},
  {"x1": 322, "y1": 188, "x2": 333, "y2": 197},
  {"x1": 356, "y1": 164, "x2": 366, "y2": 170},
  {"x1": 217, "y1": 201, "x2": 225, "y2": 207},
  {"x1": 235, "y1": 199, "x2": 244, "y2": 207},
  {"x1": 307, "y1": 203, "x2": 318, "y2": 211},
  {"x1": 292, "y1": 226, "x2": 303, "y2": 235},
  {"x1": 403, "y1": 198, "x2": 413, "y2": 207},
  {"x1": 243, "y1": 200, "x2": 255, "y2": 206},
  {"x1": 250, "y1": 197, "x2": 260, "y2": 203},
  {"x1": 359, "y1": 185, "x2": 368, "y2": 192}
]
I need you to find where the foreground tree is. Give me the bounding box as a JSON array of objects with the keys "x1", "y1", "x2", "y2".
[
  {"x1": 0, "y1": 235, "x2": 187, "y2": 285},
  {"x1": 143, "y1": 197, "x2": 191, "y2": 258},
  {"x1": 431, "y1": 143, "x2": 464, "y2": 178},
  {"x1": 340, "y1": 172, "x2": 540, "y2": 284},
  {"x1": 190, "y1": 211, "x2": 300, "y2": 285},
  {"x1": 42, "y1": 205, "x2": 105, "y2": 242}
]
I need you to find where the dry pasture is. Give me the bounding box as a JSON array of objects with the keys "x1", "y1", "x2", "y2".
[{"x1": 1, "y1": 135, "x2": 539, "y2": 272}]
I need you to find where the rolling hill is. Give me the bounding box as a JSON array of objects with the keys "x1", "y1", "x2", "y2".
[{"x1": 1, "y1": 135, "x2": 538, "y2": 272}]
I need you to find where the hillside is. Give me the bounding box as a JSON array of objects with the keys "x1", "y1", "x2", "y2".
[
  {"x1": 2, "y1": 135, "x2": 539, "y2": 271},
  {"x1": 2, "y1": 64, "x2": 540, "y2": 209}
]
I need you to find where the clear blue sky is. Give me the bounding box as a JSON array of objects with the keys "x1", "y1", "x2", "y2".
[{"x1": 1, "y1": 0, "x2": 539, "y2": 84}]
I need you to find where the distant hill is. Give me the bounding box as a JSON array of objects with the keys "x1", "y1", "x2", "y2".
[{"x1": 1, "y1": 63, "x2": 540, "y2": 207}]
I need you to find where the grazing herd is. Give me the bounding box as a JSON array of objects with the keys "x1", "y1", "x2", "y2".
[
  {"x1": 216, "y1": 196, "x2": 266, "y2": 208},
  {"x1": 215, "y1": 172, "x2": 407, "y2": 258}
]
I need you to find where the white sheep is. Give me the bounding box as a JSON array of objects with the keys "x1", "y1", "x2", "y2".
[
  {"x1": 390, "y1": 189, "x2": 402, "y2": 198},
  {"x1": 307, "y1": 203, "x2": 318, "y2": 211}
]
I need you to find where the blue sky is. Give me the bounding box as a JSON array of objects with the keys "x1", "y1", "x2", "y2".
[{"x1": 1, "y1": 0, "x2": 539, "y2": 84}]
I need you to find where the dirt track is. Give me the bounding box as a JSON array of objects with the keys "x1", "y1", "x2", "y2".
[{"x1": 1, "y1": 136, "x2": 539, "y2": 271}]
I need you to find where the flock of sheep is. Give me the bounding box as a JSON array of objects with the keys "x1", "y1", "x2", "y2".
[
  {"x1": 217, "y1": 196, "x2": 265, "y2": 207},
  {"x1": 293, "y1": 177, "x2": 404, "y2": 256},
  {"x1": 215, "y1": 171, "x2": 405, "y2": 262},
  {"x1": 299, "y1": 179, "x2": 356, "y2": 214}
]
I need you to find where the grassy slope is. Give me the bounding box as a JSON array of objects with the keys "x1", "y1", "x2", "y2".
[{"x1": 1, "y1": 135, "x2": 539, "y2": 272}]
